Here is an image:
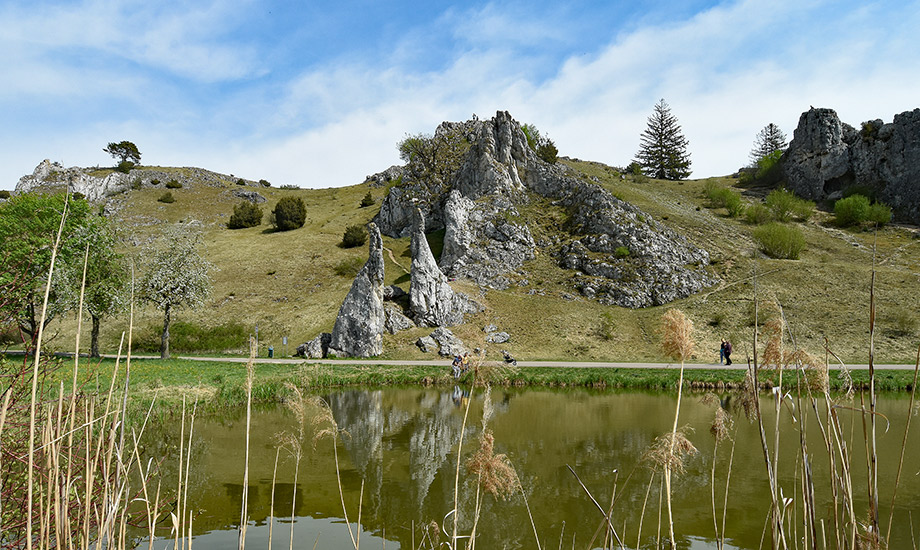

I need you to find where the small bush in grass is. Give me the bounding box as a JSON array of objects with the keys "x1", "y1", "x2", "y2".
[
  {"x1": 150, "y1": 178, "x2": 160, "y2": 185},
  {"x1": 360, "y1": 191, "x2": 375, "y2": 207},
  {"x1": 116, "y1": 160, "x2": 135, "y2": 173},
  {"x1": 724, "y1": 192, "x2": 745, "y2": 217},
  {"x1": 227, "y1": 201, "x2": 263, "y2": 229},
  {"x1": 614, "y1": 246, "x2": 630, "y2": 258},
  {"x1": 341, "y1": 224, "x2": 367, "y2": 248},
  {"x1": 271, "y1": 196, "x2": 307, "y2": 231},
  {"x1": 157, "y1": 191, "x2": 175, "y2": 203},
  {"x1": 165, "y1": 179, "x2": 182, "y2": 189},
  {"x1": 766, "y1": 188, "x2": 813, "y2": 222},
  {"x1": 704, "y1": 182, "x2": 744, "y2": 217},
  {"x1": 867, "y1": 202, "x2": 892, "y2": 226},
  {"x1": 334, "y1": 256, "x2": 364, "y2": 277},
  {"x1": 0, "y1": 190, "x2": 12, "y2": 199},
  {"x1": 753, "y1": 222, "x2": 805, "y2": 259},
  {"x1": 259, "y1": 179, "x2": 271, "y2": 187},
  {"x1": 236, "y1": 178, "x2": 247, "y2": 185},
  {"x1": 744, "y1": 203, "x2": 773, "y2": 225},
  {"x1": 834, "y1": 194, "x2": 870, "y2": 226}
]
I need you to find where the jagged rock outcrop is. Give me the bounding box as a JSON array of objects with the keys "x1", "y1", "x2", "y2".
[
  {"x1": 384, "y1": 304, "x2": 415, "y2": 334},
  {"x1": 784, "y1": 107, "x2": 920, "y2": 222},
  {"x1": 416, "y1": 336, "x2": 438, "y2": 353},
  {"x1": 329, "y1": 223, "x2": 386, "y2": 357},
  {"x1": 363, "y1": 165, "x2": 405, "y2": 188},
  {"x1": 232, "y1": 189, "x2": 266, "y2": 203},
  {"x1": 428, "y1": 327, "x2": 466, "y2": 356},
  {"x1": 296, "y1": 332, "x2": 331, "y2": 359},
  {"x1": 375, "y1": 110, "x2": 715, "y2": 306},
  {"x1": 409, "y1": 208, "x2": 481, "y2": 326}
]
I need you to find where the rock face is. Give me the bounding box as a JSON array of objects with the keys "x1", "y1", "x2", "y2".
[
  {"x1": 329, "y1": 223, "x2": 386, "y2": 357},
  {"x1": 784, "y1": 107, "x2": 920, "y2": 222},
  {"x1": 409, "y1": 208, "x2": 481, "y2": 326},
  {"x1": 375, "y1": 110, "x2": 715, "y2": 306},
  {"x1": 297, "y1": 333, "x2": 331, "y2": 359}
]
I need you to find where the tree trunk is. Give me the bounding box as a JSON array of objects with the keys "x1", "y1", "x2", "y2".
[
  {"x1": 90, "y1": 314, "x2": 101, "y2": 358},
  {"x1": 161, "y1": 303, "x2": 171, "y2": 359}
]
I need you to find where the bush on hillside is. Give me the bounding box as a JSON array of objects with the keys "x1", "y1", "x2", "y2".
[
  {"x1": 537, "y1": 140, "x2": 559, "y2": 164},
  {"x1": 834, "y1": 194, "x2": 889, "y2": 227},
  {"x1": 341, "y1": 224, "x2": 367, "y2": 248},
  {"x1": 158, "y1": 192, "x2": 175, "y2": 203},
  {"x1": 227, "y1": 202, "x2": 263, "y2": 229},
  {"x1": 116, "y1": 160, "x2": 135, "y2": 173},
  {"x1": 753, "y1": 222, "x2": 805, "y2": 259},
  {"x1": 360, "y1": 191, "x2": 375, "y2": 208},
  {"x1": 0, "y1": 190, "x2": 12, "y2": 199},
  {"x1": 165, "y1": 179, "x2": 182, "y2": 189},
  {"x1": 867, "y1": 202, "x2": 892, "y2": 226},
  {"x1": 739, "y1": 150, "x2": 784, "y2": 186},
  {"x1": 259, "y1": 179, "x2": 271, "y2": 187},
  {"x1": 765, "y1": 188, "x2": 814, "y2": 222},
  {"x1": 236, "y1": 178, "x2": 247, "y2": 186},
  {"x1": 334, "y1": 256, "x2": 364, "y2": 277},
  {"x1": 704, "y1": 182, "x2": 745, "y2": 217},
  {"x1": 744, "y1": 203, "x2": 772, "y2": 225},
  {"x1": 271, "y1": 196, "x2": 306, "y2": 231}
]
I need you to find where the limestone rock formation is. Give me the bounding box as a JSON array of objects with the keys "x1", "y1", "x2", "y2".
[
  {"x1": 232, "y1": 189, "x2": 267, "y2": 203},
  {"x1": 375, "y1": 110, "x2": 715, "y2": 306},
  {"x1": 296, "y1": 333, "x2": 331, "y2": 359},
  {"x1": 409, "y1": 208, "x2": 480, "y2": 326},
  {"x1": 784, "y1": 107, "x2": 920, "y2": 222},
  {"x1": 429, "y1": 327, "x2": 466, "y2": 357},
  {"x1": 416, "y1": 336, "x2": 438, "y2": 353},
  {"x1": 329, "y1": 223, "x2": 386, "y2": 357},
  {"x1": 384, "y1": 304, "x2": 415, "y2": 334}
]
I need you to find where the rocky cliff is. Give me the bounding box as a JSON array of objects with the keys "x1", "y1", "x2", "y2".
[
  {"x1": 376, "y1": 111, "x2": 715, "y2": 307},
  {"x1": 329, "y1": 223, "x2": 386, "y2": 357},
  {"x1": 784, "y1": 107, "x2": 920, "y2": 221}
]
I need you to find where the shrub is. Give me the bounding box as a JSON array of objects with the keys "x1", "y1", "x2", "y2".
[
  {"x1": 259, "y1": 179, "x2": 271, "y2": 187},
  {"x1": 753, "y1": 222, "x2": 805, "y2": 259},
  {"x1": 744, "y1": 203, "x2": 773, "y2": 225},
  {"x1": 834, "y1": 194, "x2": 871, "y2": 226},
  {"x1": 150, "y1": 178, "x2": 160, "y2": 185},
  {"x1": 765, "y1": 188, "x2": 797, "y2": 222},
  {"x1": 165, "y1": 179, "x2": 182, "y2": 189},
  {"x1": 227, "y1": 202, "x2": 263, "y2": 229},
  {"x1": 867, "y1": 202, "x2": 892, "y2": 226},
  {"x1": 360, "y1": 191, "x2": 375, "y2": 208},
  {"x1": 334, "y1": 256, "x2": 364, "y2": 278},
  {"x1": 341, "y1": 224, "x2": 367, "y2": 248},
  {"x1": 703, "y1": 183, "x2": 743, "y2": 216},
  {"x1": 724, "y1": 191, "x2": 745, "y2": 218},
  {"x1": 740, "y1": 150, "x2": 784, "y2": 186},
  {"x1": 271, "y1": 196, "x2": 306, "y2": 231},
  {"x1": 116, "y1": 160, "x2": 135, "y2": 173},
  {"x1": 0, "y1": 190, "x2": 10, "y2": 199},
  {"x1": 614, "y1": 246, "x2": 630, "y2": 258},
  {"x1": 158, "y1": 192, "x2": 175, "y2": 203},
  {"x1": 537, "y1": 140, "x2": 558, "y2": 164},
  {"x1": 236, "y1": 178, "x2": 246, "y2": 186}
]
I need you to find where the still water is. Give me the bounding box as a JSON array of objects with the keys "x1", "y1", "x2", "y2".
[{"x1": 141, "y1": 387, "x2": 920, "y2": 549}]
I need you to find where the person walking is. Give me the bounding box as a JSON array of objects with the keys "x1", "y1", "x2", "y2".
[
  {"x1": 723, "y1": 339, "x2": 733, "y2": 365},
  {"x1": 719, "y1": 339, "x2": 726, "y2": 364}
]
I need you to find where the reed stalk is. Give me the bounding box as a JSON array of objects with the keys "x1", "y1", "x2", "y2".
[
  {"x1": 885, "y1": 347, "x2": 920, "y2": 544},
  {"x1": 238, "y1": 336, "x2": 256, "y2": 550}
]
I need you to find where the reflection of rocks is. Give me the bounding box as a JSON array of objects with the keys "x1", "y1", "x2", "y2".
[{"x1": 327, "y1": 390, "x2": 385, "y2": 476}]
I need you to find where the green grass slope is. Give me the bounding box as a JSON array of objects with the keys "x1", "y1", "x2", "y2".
[{"x1": 49, "y1": 162, "x2": 920, "y2": 364}]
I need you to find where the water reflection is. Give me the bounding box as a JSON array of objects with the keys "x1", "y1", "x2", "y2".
[{"x1": 141, "y1": 387, "x2": 920, "y2": 550}]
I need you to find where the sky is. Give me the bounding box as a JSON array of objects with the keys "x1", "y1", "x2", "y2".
[{"x1": 2, "y1": 0, "x2": 919, "y2": 191}]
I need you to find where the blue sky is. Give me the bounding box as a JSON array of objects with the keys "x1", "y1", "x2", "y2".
[{"x1": 2, "y1": 0, "x2": 918, "y2": 190}]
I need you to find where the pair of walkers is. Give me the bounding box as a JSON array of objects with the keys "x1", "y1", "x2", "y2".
[
  {"x1": 451, "y1": 353, "x2": 470, "y2": 379},
  {"x1": 719, "y1": 338, "x2": 733, "y2": 365}
]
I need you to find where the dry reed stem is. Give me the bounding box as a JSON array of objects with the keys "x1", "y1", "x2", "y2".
[
  {"x1": 238, "y1": 336, "x2": 256, "y2": 550},
  {"x1": 451, "y1": 379, "x2": 475, "y2": 550}
]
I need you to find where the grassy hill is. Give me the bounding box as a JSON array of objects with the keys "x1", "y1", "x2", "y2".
[{"x1": 36, "y1": 161, "x2": 920, "y2": 364}]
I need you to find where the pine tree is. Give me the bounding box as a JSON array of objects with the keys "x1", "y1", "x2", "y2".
[
  {"x1": 634, "y1": 99, "x2": 692, "y2": 180},
  {"x1": 750, "y1": 123, "x2": 787, "y2": 164}
]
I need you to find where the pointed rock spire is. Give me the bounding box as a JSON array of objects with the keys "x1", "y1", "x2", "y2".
[
  {"x1": 410, "y1": 208, "x2": 460, "y2": 327},
  {"x1": 329, "y1": 222, "x2": 385, "y2": 357}
]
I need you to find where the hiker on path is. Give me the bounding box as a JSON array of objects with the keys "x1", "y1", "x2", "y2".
[
  {"x1": 719, "y1": 339, "x2": 726, "y2": 364},
  {"x1": 451, "y1": 355, "x2": 462, "y2": 378},
  {"x1": 723, "y1": 339, "x2": 733, "y2": 365}
]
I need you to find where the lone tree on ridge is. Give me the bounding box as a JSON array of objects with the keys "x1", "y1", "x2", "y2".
[
  {"x1": 104, "y1": 141, "x2": 142, "y2": 165},
  {"x1": 634, "y1": 99, "x2": 692, "y2": 180},
  {"x1": 750, "y1": 123, "x2": 788, "y2": 164}
]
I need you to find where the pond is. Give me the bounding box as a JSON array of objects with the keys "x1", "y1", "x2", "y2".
[{"x1": 140, "y1": 386, "x2": 920, "y2": 549}]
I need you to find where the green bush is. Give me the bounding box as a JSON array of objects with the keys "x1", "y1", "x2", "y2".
[
  {"x1": 744, "y1": 203, "x2": 773, "y2": 225},
  {"x1": 614, "y1": 246, "x2": 630, "y2": 258},
  {"x1": 360, "y1": 191, "x2": 375, "y2": 208},
  {"x1": 753, "y1": 222, "x2": 805, "y2": 259},
  {"x1": 0, "y1": 190, "x2": 12, "y2": 199},
  {"x1": 834, "y1": 194, "x2": 871, "y2": 226},
  {"x1": 150, "y1": 178, "x2": 160, "y2": 185},
  {"x1": 236, "y1": 178, "x2": 247, "y2": 186},
  {"x1": 537, "y1": 140, "x2": 558, "y2": 164},
  {"x1": 334, "y1": 256, "x2": 364, "y2": 277},
  {"x1": 165, "y1": 179, "x2": 182, "y2": 189},
  {"x1": 157, "y1": 192, "x2": 175, "y2": 203},
  {"x1": 704, "y1": 182, "x2": 744, "y2": 216},
  {"x1": 271, "y1": 196, "x2": 306, "y2": 231},
  {"x1": 740, "y1": 150, "x2": 784, "y2": 186},
  {"x1": 134, "y1": 321, "x2": 248, "y2": 353},
  {"x1": 116, "y1": 160, "x2": 135, "y2": 173},
  {"x1": 867, "y1": 202, "x2": 892, "y2": 226},
  {"x1": 341, "y1": 224, "x2": 367, "y2": 248},
  {"x1": 259, "y1": 179, "x2": 271, "y2": 187},
  {"x1": 227, "y1": 201, "x2": 263, "y2": 229}
]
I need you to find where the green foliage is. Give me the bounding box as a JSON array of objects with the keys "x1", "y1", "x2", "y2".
[
  {"x1": 740, "y1": 149, "x2": 785, "y2": 187},
  {"x1": 131, "y1": 178, "x2": 144, "y2": 190},
  {"x1": 537, "y1": 140, "x2": 558, "y2": 164},
  {"x1": 749, "y1": 123, "x2": 787, "y2": 164},
  {"x1": 150, "y1": 178, "x2": 160, "y2": 185},
  {"x1": 614, "y1": 246, "x2": 630, "y2": 258},
  {"x1": 753, "y1": 222, "x2": 805, "y2": 259},
  {"x1": 157, "y1": 192, "x2": 175, "y2": 203},
  {"x1": 834, "y1": 194, "x2": 870, "y2": 226},
  {"x1": 227, "y1": 202, "x2": 263, "y2": 229},
  {"x1": 165, "y1": 179, "x2": 182, "y2": 189},
  {"x1": 704, "y1": 182, "x2": 744, "y2": 217},
  {"x1": 116, "y1": 160, "x2": 135, "y2": 173},
  {"x1": 271, "y1": 196, "x2": 307, "y2": 231},
  {"x1": 104, "y1": 140, "x2": 141, "y2": 164},
  {"x1": 334, "y1": 256, "x2": 364, "y2": 277},
  {"x1": 634, "y1": 98, "x2": 692, "y2": 180},
  {"x1": 259, "y1": 179, "x2": 271, "y2": 187},
  {"x1": 236, "y1": 178, "x2": 246, "y2": 186},
  {"x1": 341, "y1": 224, "x2": 367, "y2": 248},
  {"x1": 521, "y1": 123, "x2": 541, "y2": 150},
  {"x1": 398, "y1": 127, "x2": 468, "y2": 190},
  {"x1": 744, "y1": 203, "x2": 773, "y2": 225},
  {"x1": 867, "y1": 202, "x2": 892, "y2": 226},
  {"x1": 765, "y1": 188, "x2": 814, "y2": 222},
  {"x1": 521, "y1": 123, "x2": 559, "y2": 164},
  {"x1": 0, "y1": 190, "x2": 10, "y2": 199},
  {"x1": 134, "y1": 321, "x2": 248, "y2": 353},
  {"x1": 360, "y1": 191, "x2": 375, "y2": 208}
]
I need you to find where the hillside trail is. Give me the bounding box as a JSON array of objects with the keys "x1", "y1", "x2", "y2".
[{"x1": 383, "y1": 246, "x2": 410, "y2": 274}]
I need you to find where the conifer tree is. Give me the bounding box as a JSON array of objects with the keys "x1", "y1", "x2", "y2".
[
  {"x1": 634, "y1": 99, "x2": 692, "y2": 180},
  {"x1": 750, "y1": 123, "x2": 788, "y2": 164}
]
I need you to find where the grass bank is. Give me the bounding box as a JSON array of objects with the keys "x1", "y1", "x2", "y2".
[{"x1": 34, "y1": 355, "x2": 918, "y2": 412}]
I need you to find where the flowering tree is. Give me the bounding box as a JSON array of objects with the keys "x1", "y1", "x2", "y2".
[{"x1": 139, "y1": 225, "x2": 213, "y2": 359}]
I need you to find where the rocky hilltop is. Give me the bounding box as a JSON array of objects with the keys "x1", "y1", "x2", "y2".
[
  {"x1": 375, "y1": 111, "x2": 715, "y2": 308},
  {"x1": 784, "y1": 107, "x2": 920, "y2": 222}
]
